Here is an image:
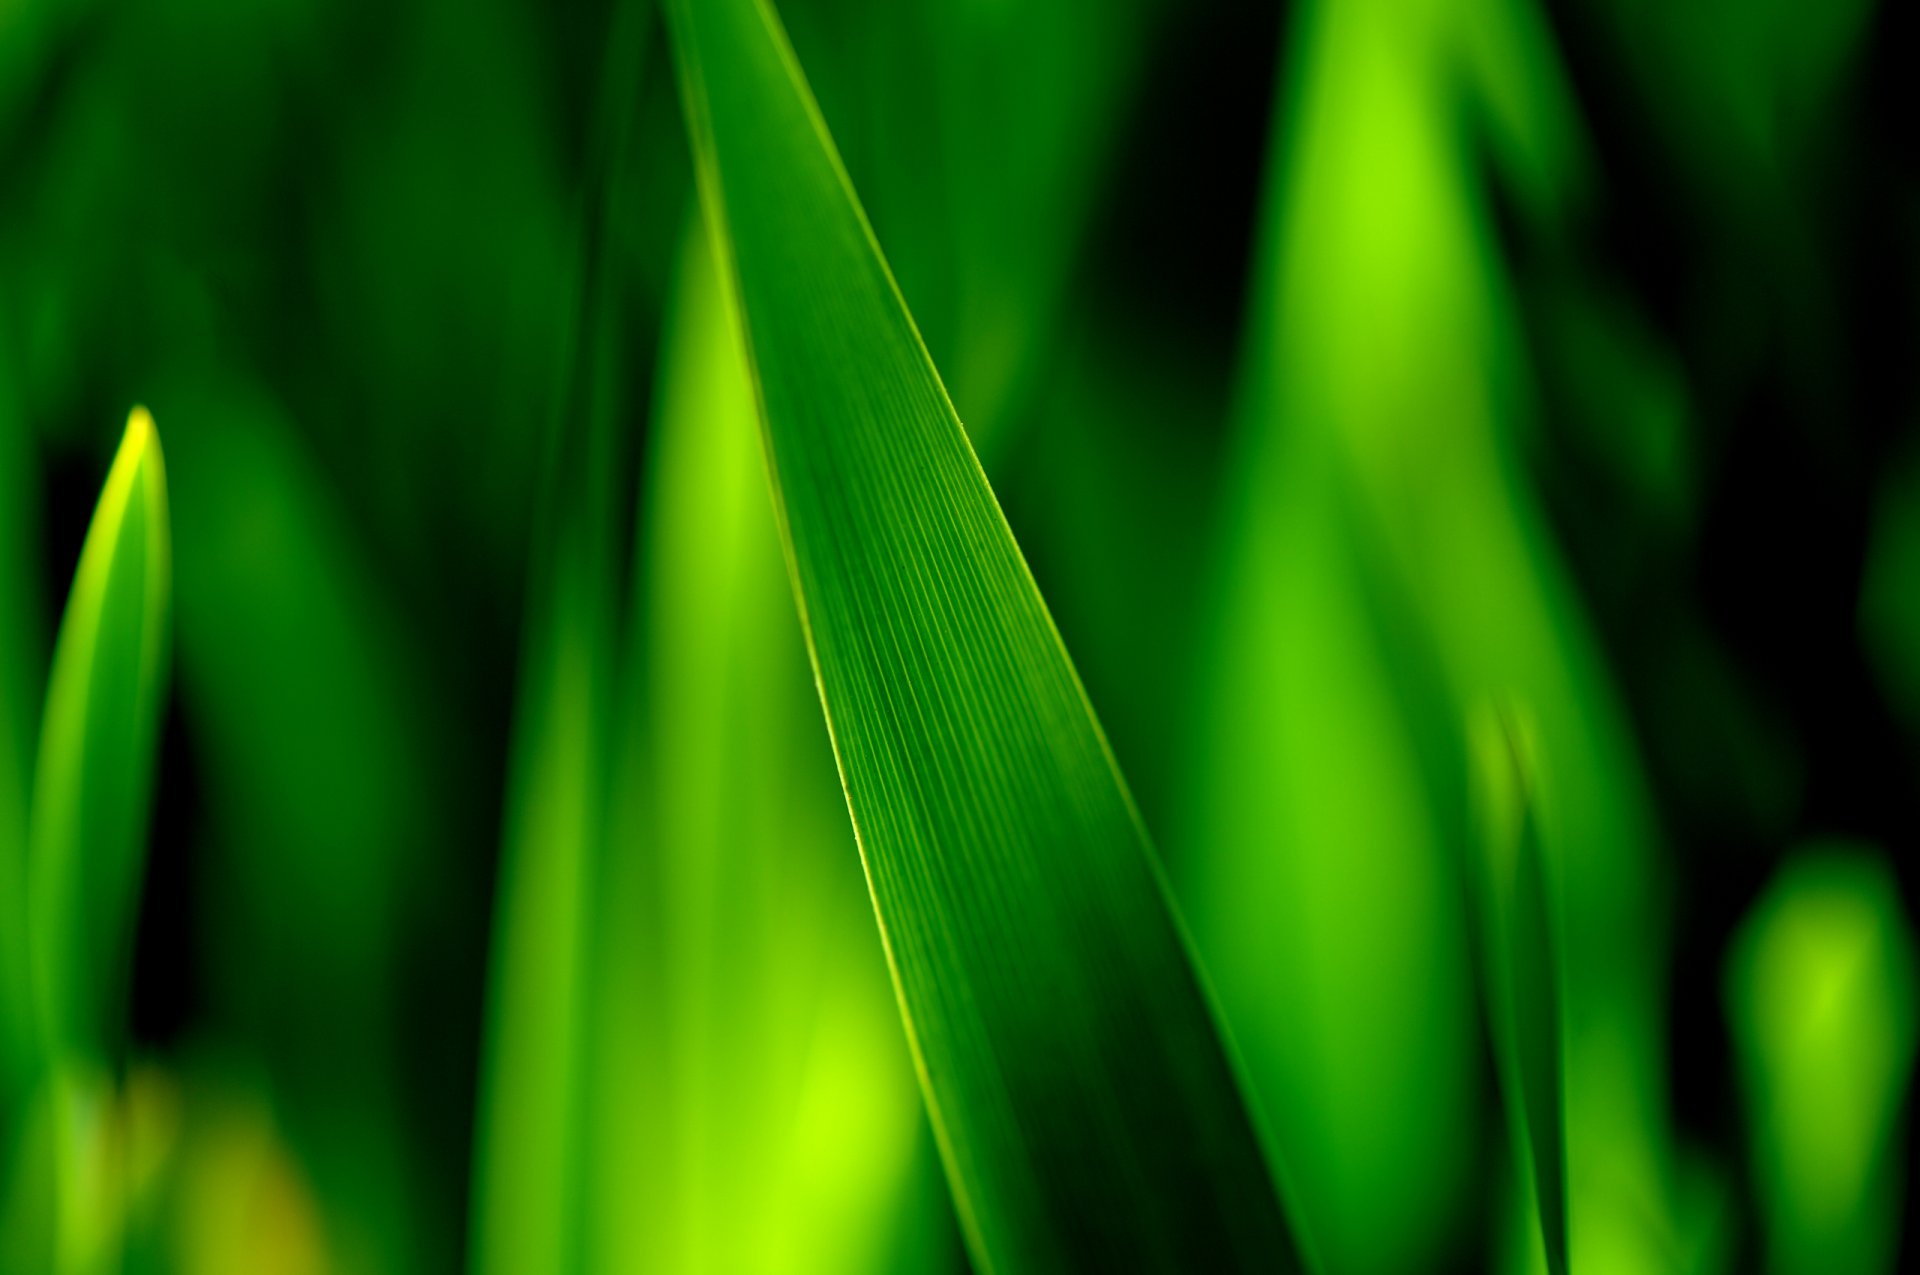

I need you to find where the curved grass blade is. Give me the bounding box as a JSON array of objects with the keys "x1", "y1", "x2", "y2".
[
  {"x1": 25, "y1": 407, "x2": 170, "y2": 1275},
  {"x1": 29, "y1": 407, "x2": 170, "y2": 1067},
  {"x1": 1470, "y1": 707, "x2": 1569, "y2": 1275},
  {"x1": 664, "y1": 1, "x2": 1301, "y2": 1268}
]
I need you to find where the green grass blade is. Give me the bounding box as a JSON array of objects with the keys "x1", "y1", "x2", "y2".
[
  {"x1": 28, "y1": 407, "x2": 170, "y2": 1066},
  {"x1": 466, "y1": 523, "x2": 607, "y2": 1275},
  {"x1": 664, "y1": 1, "x2": 1301, "y2": 1268},
  {"x1": 1471, "y1": 708, "x2": 1569, "y2": 1275},
  {"x1": 468, "y1": 8, "x2": 646, "y2": 1270},
  {"x1": 19, "y1": 407, "x2": 170, "y2": 1275}
]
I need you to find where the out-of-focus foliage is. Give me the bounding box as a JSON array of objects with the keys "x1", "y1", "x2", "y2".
[
  {"x1": 466, "y1": 6, "x2": 641, "y2": 1269},
  {"x1": 1861, "y1": 454, "x2": 1920, "y2": 733},
  {"x1": 1182, "y1": 4, "x2": 1611, "y2": 1272},
  {"x1": 2, "y1": 0, "x2": 1918, "y2": 1271},
  {"x1": 157, "y1": 380, "x2": 437, "y2": 1274},
  {"x1": 0, "y1": 323, "x2": 39, "y2": 1125},
  {"x1": 1470, "y1": 707, "x2": 1570, "y2": 1275},
  {"x1": 575, "y1": 218, "x2": 940, "y2": 1274},
  {"x1": 1727, "y1": 850, "x2": 1917, "y2": 1275}
]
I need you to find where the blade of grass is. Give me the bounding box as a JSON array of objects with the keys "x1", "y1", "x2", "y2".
[
  {"x1": 465, "y1": 485, "x2": 609, "y2": 1275},
  {"x1": 1470, "y1": 707, "x2": 1569, "y2": 1275},
  {"x1": 664, "y1": 1, "x2": 1302, "y2": 1268},
  {"x1": 467, "y1": 5, "x2": 647, "y2": 1272},
  {"x1": 29, "y1": 407, "x2": 170, "y2": 1067},
  {"x1": 25, "y1": 407, "x2": 170, "y2": 1275},
  {"x1": 466, "y1": 545, "x2": 606, "y2": 1275}
]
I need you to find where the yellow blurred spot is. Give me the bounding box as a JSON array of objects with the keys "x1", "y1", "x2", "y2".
[
  {"x1": 124, "y1": 406, "x2": 155, "y2": 453},
  {"x1": 173, "y1": 1085, "x2": 329, "y2": 1275},
  {"x1": 124, "y1": 1063, "x2": 184, "y2": 1219}
]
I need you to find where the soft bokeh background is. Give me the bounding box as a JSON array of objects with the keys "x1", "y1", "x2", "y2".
[{"x1": 2, "y1": 0, "x2": 1917, "y2": 1271}]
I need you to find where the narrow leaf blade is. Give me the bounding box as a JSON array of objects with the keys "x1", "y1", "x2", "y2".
[
  {"x1": 665, "y1": 1, "x2": 1301, "y2": 1269},
  {"x1": 28, "y1": 406, "x2": 171, "y2": 1064},
  {"x1": 1472, "y1": 707, "x2": 1570, "y2": 1275},
  {"x1": 466, "y1": 3, "x2": 644, "y2": 1260}
]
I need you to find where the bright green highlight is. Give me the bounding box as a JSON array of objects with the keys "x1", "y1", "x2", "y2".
[
  {"x1": 666, "y1": 0, "x2": 1303, "y2": 1267},
  {"x1": 1727, "y1": 849, "x2": 1918, "y2": 1275}
]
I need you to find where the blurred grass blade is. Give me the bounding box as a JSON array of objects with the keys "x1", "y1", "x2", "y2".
[
  {"x1": 1727, "y1": 849, "x2": 1917, "y2": 1275},
  {"x1": 0, "y1": 338, "x2": 46, "y2": 1273},
  {"x1": 0, "y1": 338, "x2": 41, "y2": 1106},
  {"x1": 1237, "y1": 0, "x2": 1684, "y2": 1265},
  {"x1": 466, "y1": 519, "x2": 606, "y2": 1275},
  {"x1": 29, "y1": 406, "x2": 170, "y2": 1065},
  {"x1": 1470, "y1": 708, "x2": 1568, "y2": 1275},
  {"x1": 159, "y1": 380, "x2": 437, "y2": 1275},
  {"x1": 468, "y1": 6, "x2": 646, "y2": 1271},
  {"x1": 23, "y1": 407, "x2": 170, "y2": 1275},
  {"x1": 664, "y1": 0, "x2": 1300, "y2": 1268}
]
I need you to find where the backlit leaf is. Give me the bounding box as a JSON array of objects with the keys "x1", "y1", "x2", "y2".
[{"x1": 663, "y1": 1, "x2": 1302, "y2": 1268}]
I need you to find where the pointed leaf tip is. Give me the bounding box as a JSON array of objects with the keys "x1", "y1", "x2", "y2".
[{"x1": 28, "y1": 403, "x2": 172, "y2": 1062}]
